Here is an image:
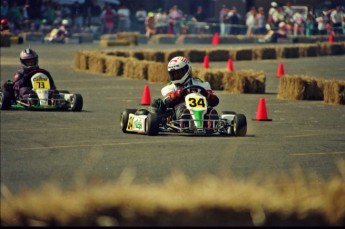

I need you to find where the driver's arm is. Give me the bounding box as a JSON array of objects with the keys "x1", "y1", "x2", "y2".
[{"x1": 203, "y1": 90, "x2": 219, "y2": 107}]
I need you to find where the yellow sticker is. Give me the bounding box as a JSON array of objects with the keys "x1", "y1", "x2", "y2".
[
  {"x1": 188, "y1": 97, "x2": 206, "y2": 108},
  {"x1": 32, "y1": 78, "x2": 50, "y2": 90}
]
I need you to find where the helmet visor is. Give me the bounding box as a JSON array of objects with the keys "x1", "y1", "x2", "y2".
[
  {"x1": 22, "y1": 58, "x2": 37, "y2": 67},
  {"x1": 168, "y1": 65, "x2": 189, "y2": 81}
]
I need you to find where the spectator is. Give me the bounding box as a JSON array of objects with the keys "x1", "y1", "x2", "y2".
[
  {"x1": 193, "y1": 5, "x2": 206, "y2": 22},
  {"x1": 117, "y1": 4, "x2": 131, "y2": 32},
  {"x1": 246, "y1": 6, "x2": 256, "y2": 36},
  {"x1": 271, "y1": 5, "x2": 285, "y2": 30},
  {"x1": 8, "y1": 1, "x2": 23, "y2": 34},
  {"x1": 70, "y1": 1, "x2": 84, "y2": 33},
  {"x1": 219, "y1": 4, "x2": 229, "y2": 35},
  {"x1": 330, "y1": 5, "x2": 343, "y2": 34},
  {"x1": 168, "y1": 5, "x2": 182, "y2": 35},
  {"x1": 0, "y1": 0, "x2": 9, "y2": 20},
  {"x1": 228, "y1": 7, "x2": 241, "y2": 35},
  {"x1": 268, "y1": 1, "x2": 278, "y2": 29},
  {"x1": 292, "y1": 9, "x2": 305, "y2": 36},
  {"x1": 192, "y1": 5, "x2": 208, "y2": 34},
  {"x1": 255, "y1": 7, "x2": 267, "y2": 34},
  {"x1": 135, "y1": 5, "x2": 147, "y2": 34},
  {"x1": 88, "y1": 0, "x2": 102, "y2": 26},
  {"x1": 315, "y1": 12, "x2": 327, "y2": 35},
  {"x1": 145, "y1": 11, "x2": 156, "y2": 39},
  {"x1": 101, "y1": 4, "x2": 116, "y2": 34},
  {"x1": 305, "y1": 13, "x2": 314, "y2": 36},
  {"x1": 258, "y1": 21, "x2": 287, "y2": 43},
  {"x1": 155, "y1": 8, "x2": 168, "y2": 34}
]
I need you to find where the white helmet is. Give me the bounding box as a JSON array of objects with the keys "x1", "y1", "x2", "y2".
[
  {"x1": 62, "y1": 19, "x2": 69, "y2": 26},
  {"x1": 167, "y1": 56, "x2": 192, "y2": 85}
]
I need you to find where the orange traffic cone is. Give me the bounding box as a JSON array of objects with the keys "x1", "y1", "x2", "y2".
[
  {"x1": 277, "y1": 63, "x2": 285, "y2": 78},
  {"x1": 141, "y1": 85, "x2": 151, "y2": 105},
  {"x1": 212, "y1": 32, "x2": 219, "y2": 45},
  {"x1": 252, "y1": 98, "x2": 272, "y2": 121},
  {"x1": 203, "y1": 55, "x2": 210, "y2": 69},
  {"x1": 329, "y1": 31, "x2": 334, "y2": 43},
  {"x1": 227, "y1": 58, "x2": 234, "y2": 72}
]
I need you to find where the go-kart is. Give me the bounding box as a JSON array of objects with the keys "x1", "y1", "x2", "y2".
[
  {"x1": 120, "y1": 85, "x2": 247, "y2": 136},
  {"x1": 0, "y1": 71, "x2": 83, "y2": 111}
]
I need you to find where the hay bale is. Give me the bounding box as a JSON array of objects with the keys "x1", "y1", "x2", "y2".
[
  {"x1": 193, "y1": 69, "x2": 225, "y2": 90},
  {"x1": 130, "y1": 51, "x2": 145, "y2": 60},
  {"x1": 186, "y1": 50, "x2": 207, "y2": 62},
  {"x1": 74, "y1": 51, "x2": 82, "y2": 69},
  {"x1": 235, "y1": 49, "x2": 253, "y2": 60},
  {"x1": 323, "y1": 80, "x2": 345, "y2": 105},
  {"x1": 147, "y1": 62, "x2": 169, "y2": 83},
  {"x1": 254, "y1": 47, "x2": 277, "y2": 60},
  {"x1": 0, "y1": 33, "x2": 11, "y2": 47},
  {"x1": 165, "y1": 50, "x2": 185, "y2": 62},
  {"x1": 116, "y1": 32, "x2": 139, "y2": 46},
  {"x1": 88, "y1": 54, "x2": 106, "y2": 74},
  {"x1": 105, "y1": 56, "x2": 132, "y2": 77},
  {"x1": 123, "y1": 59, "x2": 151, "y2": 80},
  {"x1": 223, "y1": 70, "x2": 265, "y2": 94},
  {"x1": 100, "y1": 34, "x2": 118, "y2": 40},
  {"x1": 207, "y1": 49, "x2": 230, "y2": 62},
  {"x1": 78, "y1": 51, "x2": 96, "y2": 71},
  {"x1": 149, "y1": 34, "x2": 177, "y2": 44},
  {"x1": 329, "y1": 43, "x2": 344, "y2": 55},
  {"x1": 99, "y1": 39, "x2": 131, "y2": 47},
  {"x1": 175, "y1": 34, "x2": 212, "y2": 44},
  {"x1": 145, "y1": 51, "x2": 165, "y2": 62},
  {"x1": 280, "y1": 47, "x2": 300, "y2": 58},
  {"x1": 277, "y1": 75, "x2": 324, "y2": 100}
]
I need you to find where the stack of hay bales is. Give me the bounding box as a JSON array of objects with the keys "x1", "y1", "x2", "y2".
[
  {"x1": 323, "y1": 80, "x2": 345, "y2": 105},
  {"x1": 0, "y1": 33, "x2": 11, "y2": 47},
  {"x1": 222, "y1": 70, "x2": 266, "y2": 94},
  {"x1": 100, "y1": 32, "x2": 139, "y2": 47},
  {"x1": 277, "y1": 75, "x2": 324, "y2": 100}
]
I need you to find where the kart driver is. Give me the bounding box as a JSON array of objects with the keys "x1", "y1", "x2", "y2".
[
  {"x1": 12, "y1": 48, "x2": 58, "y2": 104},
  {"x1": 152, "y1": 56, "x2": 219, "y2": 126}
]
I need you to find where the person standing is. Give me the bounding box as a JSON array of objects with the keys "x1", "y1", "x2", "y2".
[
  {"x1": 135, "y1": 5, "x2": 147, "y2": 34},
  {"x1": 117, "y1": 4, "x2": 131, "y2": 32}
]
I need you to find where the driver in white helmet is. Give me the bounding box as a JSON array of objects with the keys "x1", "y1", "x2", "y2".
[
  {"x1": 152, "y1": 56, "x2": 219, "y2": 125},
  {"x1": 11, "y1": 48, "x2": 58, "y2": 105}
]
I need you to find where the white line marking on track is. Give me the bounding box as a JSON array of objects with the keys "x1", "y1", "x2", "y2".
[{"x1": 290, "y1": 152, "x2": 345, "y2": 156}]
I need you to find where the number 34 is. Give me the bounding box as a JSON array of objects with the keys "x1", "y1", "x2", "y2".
[{"x1": 188, "y1": 98, "x2": 206, "y2": 108}]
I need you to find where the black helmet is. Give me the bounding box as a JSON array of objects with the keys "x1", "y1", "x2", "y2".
[{"x1": 19, "y1": 48, "x2": 38, "y2": 70}]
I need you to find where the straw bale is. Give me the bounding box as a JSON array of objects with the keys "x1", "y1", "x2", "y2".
[
  {"x1": 299, "y1": 44, "x2": 318, "y2": 57},
  {"x1": 186, "y1": 50, "x2": 207, "y2": 62},
  {"x1": 165, "y1": 50, "x2": 185, "y2": 62},
  {"x1": 222, "y1": 70, "x2": 265, "y2": 94},
  {"x1": 88, "y1": 54, "x2": 107, "y2": 74},
  {"x1": 254, "y1": 47, "x2": 277, "y2": 60},
  {"x1": 123, "y1": 60, "x2": 151, "y2": 80},
  {"x1": 130, "y1": 51, "x2": 145, "y2": 60},
  {"x1": 323, "y1": 80, "x2": 345, "y2": 105},
  {"x1": 144, "y1": 51, "x2": 165, "y2": 62},
  {"x1": 74, "y1": 51, "x2": 82, "y2": 69},
  {"x1": 280, "y1": 47, "x2": 300, "y2": 58},
  {"x1": 329, "y1": 43, "x2": 344, "y2": 55},
  {"x1": 193, "y1": 68, "x2": 225, "y2": 90},
  {"x1": 100, "y1": 34, "x2": 118, "y2": 40},
  {"x1": 207, "y1": 49, "x2": 230, "y2": 62},
  {"x1": 317, "y1": 42, "x2": 330, "y2": 56},
  {"x1": 104, "y1": 56, "x2": 132, "y2": 77},
  {"x1": 116, "y1": 32, "x2": 139, "y2": 46},
  {"x1": 277, "y1": 75, "x2": 324, "y2": 100},
  {"x1": 147, "y1": 62, "x2": 169, "y2": 83},
  {"x1": 78, "y1": 51, "x2": 96, "y2": 71},
  {"x1": 99, "y1": 40, "x2": 131, "y2": 47},
  {"x1": 0, "y1": 33, "x2": 11, "y2": 47},
  {"x1": 235, "y1": 49, "x2": 253, "y2": 60},
  {"x1": 149, "y1": 34, "x2": 177, "y2": 44},
  {"x1": 175, "y1": 34, "x2": 211, "y2": 44}
]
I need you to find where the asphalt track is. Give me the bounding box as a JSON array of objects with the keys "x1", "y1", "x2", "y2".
[{"x1": 1, "y1": 42, "x2": 345, "y2": 194}]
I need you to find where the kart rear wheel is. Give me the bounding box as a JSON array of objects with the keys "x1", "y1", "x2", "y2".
[
  {"x1": 146, "y1": 113, "x2": 159, "y2": 136},
  {"x1": 120, "y1": 109, "x2": 137, "y2": 133},
  {"x1": 70, "y1": 94, "x2": 83, "y2": 112},
  {"x1": 233, "y1": 114, "x2": 247, "y2": 137},
  {"x1": 0, "y1": 91, "x2": 11, "y2": 110}
]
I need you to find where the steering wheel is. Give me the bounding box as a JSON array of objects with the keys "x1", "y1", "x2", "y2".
[{"x1": 181, "y1": 85, "x2": 207, "y2": 95}]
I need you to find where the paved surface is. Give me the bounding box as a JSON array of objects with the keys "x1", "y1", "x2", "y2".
[{"x1": 1, "y1": 42, "x2": 345, "y2": 193}]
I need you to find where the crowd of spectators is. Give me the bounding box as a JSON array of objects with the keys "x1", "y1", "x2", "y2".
[{"x1": 1, "y1": 0, "x2": 344, "y2": 42}]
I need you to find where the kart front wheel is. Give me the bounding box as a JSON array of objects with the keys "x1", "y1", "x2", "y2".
[
  {"x1": 233, "y1": 114, "x2": 247, "y2": 137},
  {"x1": 0, "y1": 91, "x2": 11, "y2": 110},
  {"x1": 120, "y1": 109, "x2": 137, "y2": 133},
  {"x1": 146, "y1": 113, "x2": 159, "y2": 136},
  {"x1": 70, "y1": 94, "x2": 83, "y2": 112}
]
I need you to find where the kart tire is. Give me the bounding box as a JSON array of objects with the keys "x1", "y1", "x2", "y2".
[
  {"x1": 234, "y1": 114, "x2": 247, "y2": 137},
  {"x1": 120, "y1": 109, "x2": 137, "y2": 133},
  {"x1": 0, "y1": 91, "x2": 11, "y2": 110},
  {"x1": 71, "y1": 94, "x2": 83, "y2": 112},
  {"x1": 146, "y1": 112, "x2": 159, "y2": 136}
]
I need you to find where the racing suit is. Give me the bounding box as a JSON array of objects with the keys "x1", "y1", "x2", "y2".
[
  {"x1": 158, "y1": 77, "x2": 219, "y2": 125},
  {"x1": 13, "y1": 67, "x2": 57, "y2": 101}
]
